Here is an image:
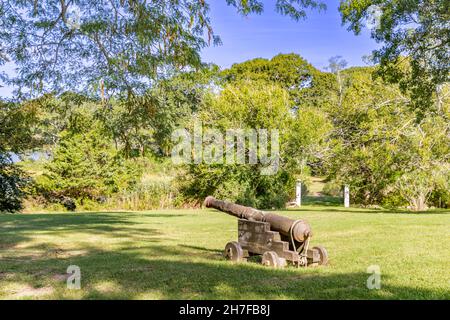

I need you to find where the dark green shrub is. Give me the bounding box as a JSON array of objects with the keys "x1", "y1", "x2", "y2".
[
  {"x1": 0, "y1": 155, "x2": 29, "y2": 212},
  {"x1": 178, "y1": 164, "x2": 294, "y2": 209}
]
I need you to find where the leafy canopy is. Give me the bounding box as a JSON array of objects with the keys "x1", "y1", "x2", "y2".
[
  {"x1": 340, "y1": 0, "x2": 450, "y2": 112},
  {"x1": 0, "y1": 0, "x2": 325, "y2": 99},
  {"x1": 222, "y1": 53, "x2": 315, "y2": 107}
]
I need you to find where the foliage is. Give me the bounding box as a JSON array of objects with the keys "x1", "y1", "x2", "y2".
[
  {"x1": 222, "y1": 53, "x2": 316, "y2": 107},
  {"x1": 3, "y1": 51, "x2": 449, "y2": 212},
  {"x1": 340, "y1": 0, "x2": 450, "y2": 113},
  {"x1": 37, "y1": 106, "x2": 141, "y2": 204},
  {"x1": 0, "y1": 0, "x2": 218, "y2": 98},
  {"x1": 0, "y1": 100, "x2": 42, "y2": 212},
  {"x1": 322, "y1": 180, "x2": 342, "y2": 197},
  {"x1": 226, "y1": 0, "x2": 326, "y2": 20},
  {"x1": 105, "y1": 158, "x2": 178, "y2": 211},
  {"x1": 0, "y1": 0, "x2": 325, "y2": 99},
  {"x1": 390, "y1": 115, "x2": 450, "y2": 210},
  {"x1": 285, "y1": 106, "x2": 332, "y2": 174},
  {"x1": 6, "y1": 77, "x2": 212, "y2": 210},
  {"x1": 322, "y1": 66, "x2": 450, "y2": 209},
  {"x1": 98, "y1": 64, "x2": 220, "y2": 157},
  {"x1": 0, "y1": 154, "x2": 29, "y2": 212},
  {"x1": 178, "y1": 163, "x2": 294, "y2": 209},
  {"x1": 0, "y1": 100, "x2": 43, "y2": 153},
  {"x1": 109, "y1": 179, "x2": 174, "y2": 211},
  {"x1": 178, "y1": 80, "x2": 331, "y2": 208}
]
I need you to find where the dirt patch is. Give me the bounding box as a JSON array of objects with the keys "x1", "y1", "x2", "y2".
[
  {"x1": 94, "y1": 281, "x2": 119, "y2": 294},
  {"x1": 46, "y1": 248, "x2": 65, "y2": 257},
  {"x1": 52, "y1": 273, "x2": 69, "y2": 281},
  {"x1": 12, "y1": 285, "x2": 54, "y2": 299},
  {"x1": 0, "y1": 243, "x2": 17, "y2": 249},
  {"x1": 45, "y1": 248, "x2": 87, "y2": 258}
]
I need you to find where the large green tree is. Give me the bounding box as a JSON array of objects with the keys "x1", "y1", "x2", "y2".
[
  {"x1": 340, "y1": 0, "x2": 450, "y2": 113},
  {"x1": 178, "y1": 79, "x2": 331, "y2": 208},
  {"x1": 323, "y1": 66, "x2": 450, "y2": 209},
  {"x1": 0, "y1": 99, "x2": 42, "y2": 211},
  {"x1": 0, "y1": 0, "x2": 325, "y2": 99},
  {"x1": 222, "y1": 53, "x2": 317, "y2": 107},
  {"x1": 97, "y1": 64, "x2": 220, "y2": 158},
  {"x1": 38, "y1": 101, "x2": 140, "y2": 203}
]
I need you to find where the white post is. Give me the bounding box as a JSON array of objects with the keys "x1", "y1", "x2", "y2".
[
  {"x1": 344, "y1": 185, "x2": 350, "y2": 208},
  {"x1": 295, "y1": 180, "x2": 302, "y2": 207}
]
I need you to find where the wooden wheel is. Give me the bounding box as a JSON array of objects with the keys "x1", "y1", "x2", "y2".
[
  {"x1": 312, "y1": 246, "x2": 328, "y2": 265},
  {"x1": 224, "y1": 241, "x2": 244, "y2": 262},
  {"x1": 261, "y1": 251, "x2": 286, "y2": 268}
]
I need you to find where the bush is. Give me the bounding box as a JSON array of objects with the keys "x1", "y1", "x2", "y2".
[
  {"x1": 178, "y1": 164, "x2": 294, "y2": 209},
  {"x1": 322, "y1": 180, "x2": 341, "y2": 197},
  {"x1": 0, "y1": 156, "x2": 29, "y2": 212},
  {"x1": 61, "y1": 197, "x2": 76, "y2": 211},
  {"x1": 381, "y1": 192, "x2": 408, "y2": 209},
  {"x1": 175, "y1": 81, "x2": 313, "y2": 209},
  {"x1": 41, "y1": 128, "x2": 141, "y2": 202},
  {"x1": 428, "y1": 188, "x2": 450, "y2": 209}
]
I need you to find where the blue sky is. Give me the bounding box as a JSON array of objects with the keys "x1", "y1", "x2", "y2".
[
  {"x1": 0, "y1": 1, "x2": 378, "y2": 98},
  {"x1": 201, "y1": 0, "x2": 378, "y2": 69}
]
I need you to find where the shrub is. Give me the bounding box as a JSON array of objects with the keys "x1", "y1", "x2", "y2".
[
  {"x1": 178, "y1": 164, "x2": 294, "y2": 209},
  {"x1": 42, "y1": 128, "x2": 141, "y2": 202},
  {"x1": 322, "y1": 180, "x2": 341, "y2": 197},
  {"x1": 0, "y1": 155, "x2": 29, "y2": 212}
]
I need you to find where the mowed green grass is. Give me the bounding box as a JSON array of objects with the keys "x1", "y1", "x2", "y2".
[{"x1": 0, "y1": 206, "x2": 449, "y2": 299}]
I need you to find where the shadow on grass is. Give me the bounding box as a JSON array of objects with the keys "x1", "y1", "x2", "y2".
[
  {"x1": 1, "y1": 245, "x2": 446, "y2": 300},
  {"x1": 1, "y1": 212, "x2": 447, "y2": 300},
  {"x1": 179, "y1": 244, "x2": 222, "y2": 254},
  {"x1": 0, "y1": 213, "x2": 168, "y2": 250},
  {"x1": 302, "y1": 196, "x2": 344, "y2": 206}
]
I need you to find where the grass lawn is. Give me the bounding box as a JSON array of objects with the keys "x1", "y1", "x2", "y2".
[{"x1": 0, "y1": 206, "x2": 449, "y2": 299}]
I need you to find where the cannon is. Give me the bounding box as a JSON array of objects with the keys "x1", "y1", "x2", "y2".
[{"x1": 204, "y1": 196, "x2": 328, "y2": 268}]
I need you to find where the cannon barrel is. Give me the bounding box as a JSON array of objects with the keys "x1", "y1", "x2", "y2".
[{"x1": 204, "y1": 196, "x2": 311, "y2": 242}]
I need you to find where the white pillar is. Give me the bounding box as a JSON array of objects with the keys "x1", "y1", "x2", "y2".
[
  {"x1": 295, "y1": 181, "x2": 302, "y2": 207},
  {"x1": 344, "y1": 185, "x2": 350, "y2": 208}
]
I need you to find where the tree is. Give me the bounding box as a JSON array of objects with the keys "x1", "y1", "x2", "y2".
[
  {"x1": 0, "y1": 0, "x2": 325, "y2": 99},
  {"x1": 340, "y1": 0, "x2": 450, "y2": 114},
  {"x1": 40, "y1": 106, "x2": 140, "y2": 204},
  {"x1": 323, "y1": 66, "x2": 450, "y2": 209},
  {"x1": 222, "y1": 53, "x2": 316, "y2": 107},
  {"x1": 178, "y1": 80, "x2": 294, "y2": 208},
  {"x1": 97, "y1": 64, "x2": 220, "y2": 158},
  {"x1": 178, "y1": 80, "x2": 331, "y2": 208},
  {"x1": 0, "y1": 99, "x2": 41, "y2": 211},
  {"x1": 0, "y1": 153, "x2": 29, "y2": 212},
  {"x1": 322, "y1": 66, "x2": 407, "y2": 205},
  {"x1": 326, "y1": 56, "x2": 348, "y2": 109},
  {"x1": 391, "y1": 115, "x2": 450, "y2": 210}
]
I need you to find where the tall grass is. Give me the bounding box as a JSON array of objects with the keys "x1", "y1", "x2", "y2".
[{"x1": 108, "y1": 178, "x2": 175, "y2": 211}]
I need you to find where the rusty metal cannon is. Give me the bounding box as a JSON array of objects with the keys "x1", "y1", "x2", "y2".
[{"x1": 204, "y1": 196, "x2": 328, "y2": 268}]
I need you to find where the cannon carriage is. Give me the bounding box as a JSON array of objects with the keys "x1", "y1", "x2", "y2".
[{"x1": 204, "y1": 196, "x2": 328, "y2": 268}]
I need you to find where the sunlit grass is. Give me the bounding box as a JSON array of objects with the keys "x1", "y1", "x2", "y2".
[{"x1": 0, "y1": 206, "x2": 449, "y2": 299}]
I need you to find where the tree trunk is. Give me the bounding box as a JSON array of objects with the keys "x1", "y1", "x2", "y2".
[{"x1": 411, "y1": 193, "x2": 427, "y2": 211}]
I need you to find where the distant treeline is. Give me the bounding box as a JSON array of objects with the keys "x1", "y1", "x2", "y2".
[{"x1": 1, "y1": 54, "x2": 449, "y2": 212}]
